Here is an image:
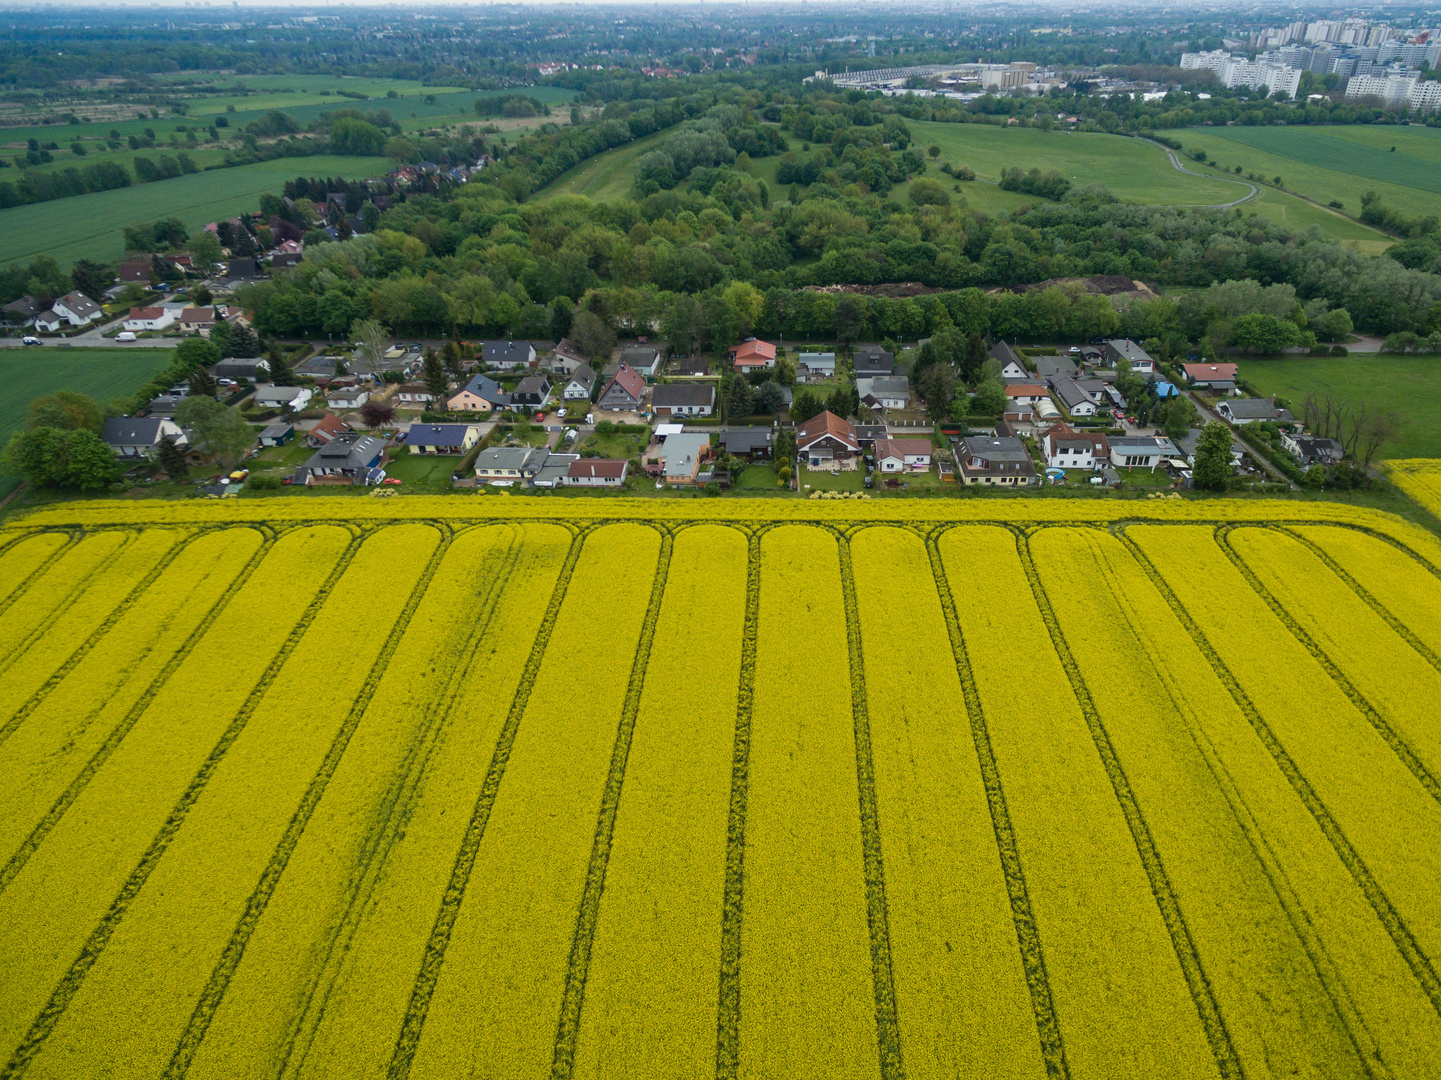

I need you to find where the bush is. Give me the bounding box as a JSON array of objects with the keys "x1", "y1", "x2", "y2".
[{"x1": 248, "y1": 473, "x2": 281, "y2": 491}]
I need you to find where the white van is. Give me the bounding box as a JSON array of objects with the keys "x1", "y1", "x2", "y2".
[{"x1": 116, "y1": 331, "x2": 137, "y2": 342}]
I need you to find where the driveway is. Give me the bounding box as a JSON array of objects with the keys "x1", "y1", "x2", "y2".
[{"x1": 1184, "y1": 388, "x2": 1293, "y2": 486}]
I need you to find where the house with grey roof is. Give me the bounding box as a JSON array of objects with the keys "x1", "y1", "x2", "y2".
[
  {"x1": 852, "y1": 344, "x2": 895, "y2": 377},
  {"x1": 1051, "y1": 377, "x2": 1097, "y2": 417},
  {"x1": 482, "y1": 340, "x2": 537, "y2": 370},
  {"x1": 406, "y1": 424, "x2": 480, "y2": 455},
  {"x1": 798, "y1": 352, "x2": 837, "y2": 382},
  {"x1": 857, "y1": 376, "x2": 909, "y2": 410},
  {"x1": 1103, "y1": 339, "x2": 1156, "y2": 373},
  {"x1": 956, "y1": 436, "x2": 1038, "y2": 486},
  {"x1": 253, "y1": 386, "x2": 313, "y2": 411},
  {"x1": 1034, "y1": 354, "x2": 1079, "y2": 382},
  {"x1": 1282, "y1": 432, "x2": 1344, "y2": 466},
  {"x1": 295, "y1": 433, "x2": 386, "y2": 483},
  {"x1": 1110, "y1": 435, "x2": 1180, "y2": 471},
  {"x1": 618, "y1": 344, "x2": 665, "y2": 377},
  {"x1": 101, "y1": 417, "x2": 188, "y2": 459},
  {"x1": 559, "y1": 364, "x2": 598, "y2": 401},
  {"x1": 511, "y1": 375, "x2": 552, "y2": 409},
  {"x1": 989, "y1": 341, "x2": 1028, "y2": 381},
  {"x1": 651, "y1": 383, "x2": 715, "y2": 417},
  {"x1": 1216, "y1": 398, "x2": 1284, "y2": 424}
]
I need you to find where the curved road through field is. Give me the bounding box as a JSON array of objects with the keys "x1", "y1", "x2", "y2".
[{"x1": 1139, "y1": 138, "x2": 1261, "y2": 208}]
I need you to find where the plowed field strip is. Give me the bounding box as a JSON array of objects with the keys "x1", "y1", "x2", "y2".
[
  {"x1": 939, "y1": 525, "x2": 1219, "y2": 1080},
  {"x1": 853, "y1": 526, "x2": 1047, "y2": 1080}
]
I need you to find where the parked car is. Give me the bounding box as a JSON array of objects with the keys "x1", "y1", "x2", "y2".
[
  {"x1": 22, "y1": 335, "x2": 41, "y2": 346},
  {"x1": 116, "y1": 331, "x2": 137, "y2": 341}
]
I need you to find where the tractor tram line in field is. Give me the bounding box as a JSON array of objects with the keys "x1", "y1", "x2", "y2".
[{"x1": 1, "y1": 507, "x2": 1441, "y2": 1076}]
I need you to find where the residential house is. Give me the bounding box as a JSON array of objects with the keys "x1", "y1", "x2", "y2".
[
  {"x1": 549, "y1": 339, "x2": 589, "y2": 375},
  {"x1": 1051, "y1": 377, "x2": 1097, "y2": 417},
  {"x1": 475, "y1": 446, "x2": 543, "y2": 484},
  {"x1": 560, "y1": 364, "x2": 598, "y2": 401},
  {"x1": 226, "y1": 258, "x2": 262, "y2": 281},
  {"x1": 118, "y1": 260, "x2": 150, "y2": 283},
  {"x1": 178, "y1": 307, "x2": 222, "y2": 335},
  {"x1": 1174, "y1": 428, "x2": 1245, "y2": 471},
  {"x1": 448, "y1": 374, "x2": 509, "y2": 413},
  {"x1": 1183, "y1": 362, "x2": 1240, "y2": 391},
  {"x1": 1034, "y1": 354, "x2": 1079, "y2": 382},
  {"x1": 327, "y1": 386, "x2": 370, "y2": 410},
  {"x1": 259, "y1": 422, "x2": 294, "y2": 447},
  {"x1": 1216, "y1": 398, "x2": 1283, "y2": 425},
  {"x1": 1, "y1": 296, "x2": 42, "y2": 326},
  {"x1": 296, "y1": 433, "x2": 386, "y2": 484},
  {"x1": 599, "y1": 363, "x2": 646, "y2": 412},
  {"x1": 271, "y1": 252, "x2": 303, "y2": 270},
  {"x1": 718, "y1": 428, "x2": 773, "y2": 460},
  {"x1": 407, "y1": 423, "x2": 480, "y2": 455},
  {"x1": 253, "y1": 386, "x2": 313, "y2": 412},
  {"x1": 671, "y1": 356, "x2": 710, "y2": 377},
  {"x1": 530, "y1": 451, "x2": 580, "y2": 488},
  {"x1": 296, "y1": 355, "x2": 345, "y2": 380},
  {"x1": 563, "y1": 459, "x2": 629, "y2": 487},
  {"x1": 48, "y1": 291, "x2": 102, "y2": 328},
  {"x1": 123, "y1": 306, "x2": 175, "y2": 332},
  {"x1": 100, "y1": 417, "x2": 187, "y2": 459},
  {"x1": 1110, "y1": 435, "x2": 1180, "y2": 470},
  {"x1": 730, "y1": 339, "x2": 777, "y2": 372},
  {"x1": 306, "y1": 413, "x2": 352, "y2": 447},
  {"x1": 648, "y1": 432, "x2": 711, "y2": 485},
  {"x1": 1005, "y1": 384, "x2": 1050, "y2": 407},
  {"x1": 482, "y1": 340, "x2": 537, "y2": 370},
  {"x1": 956, "y1": 437, "x2": 1039, "y2": 486},
  {"x1": 1079, "y1": 377, "x2": 1126, "y2": 410},
  {"x1": 395, "y1": 384, "x2": 434, "y2": 406},
  {"x1": 990, "y1": 341, "x2": 1029, "y2": 381},
  {"x1": 853, "y1": 423, "x2": 888, "y2": 448},
  {"x1": 857, "y1": 376, "x2": 910, "y2": 410},
  {"x1": 619, "y1": 344, "x2": 665, "y2": 378},
  {"x1": 796, "y1": 410, "x2": 860, "y2": 464},
  {"x1": 1282, "y1": 432, "x2": 1344, "y2": 466},
  {"x1": 212, "y1": 358, "x2": 271, "y2": 382},
  {"x1": 1041, "y1": 422, "x2": 1108, "y2": 470},
  {"x1": 798, "y1": 352, "x2": 837, "y2": 382},
  {"x1": 651, "y1": 383, "x2": 715, "y2": 418},
  {"x1": 510, "y1": 375, "x2": 552, "y2": 409},
  {"x1": 1103, "y1": 339, "x2": 1156, "y2": 373},
  {"x1": 852, "y1": 344, "x2": 895, "y2": 378},
  {"x1": 874, "y1": 438, "x2": 933, "y2": 472}
]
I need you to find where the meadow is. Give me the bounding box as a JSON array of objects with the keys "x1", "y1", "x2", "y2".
[
  {"x1": 1239, "y1": 354, "x2": 1441, "y2": 459},
  {"x1": 0, "y1": 155, "x2": 387, "y2": 269},
  {"x1": 1, "y1": 495, "x2": 1440, "y2": 1079}
]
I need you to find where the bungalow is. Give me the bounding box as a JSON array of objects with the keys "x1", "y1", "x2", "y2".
[
  {"x1": 1005, "y1": 383, "x2": 1050, "y2": 406},
  {"x1": 549, "y1": 338, "x2": 590, "y2": 375},
  {"x1": 448, "y1": 374, "x2": 509, "y2": 413},
  {"x1": 178, "y1": 307, "x2": 219, "y2": 335},
  {"x1": 1034, "y1": 354, "x2": 1079, "y2": 382},
  {"x1": 1041, "y1": 422, "x2": 1108, "y2": 470},
  {"x1": 874, "y1": 438, "x2": 933, "y2": 472},
  {"x1": 798, "y1": 352, "x2": 837, "y2": 382},
  {"x1": 253, "y1": 385, "x2": 313, "y2": 412},
  {"x1": 796, "y1": 410, "x2": 860, "y2": 464},
  {"x1": 560, "y1": 364, "x2": 598, "y2": 401},
  {"x1": 123, "y1": 306, "x2": 176, "y2": 332},
  {"x1": 1110, "y1": 435, "x2": 1179, "y2": 471},
  {"x1": 259, "y1": 422, "x2": 294, "y2": 447},
  {"x1": 100, "y1": 417, "x2": 187, "y2": 459},
  {"x1": 670, "y1": 356, "x2": 710, "y2": 378},
  {"x1": 562, "y1": 459, "x2": 629, "y2": 487},
  {"x1": 730, "y1": 339, "x2": 777, "y2": 372},
  {"x1": 510, "y1": 375, "x2": 552, "y2": 409},
  {"x1": 852, "y1": 344, "x2": 895, "y2": 378},
  {"x1": 599, "y1": 363, "x2": 646, "y2": 412},
  {"x1": 296, "y1": 355, "x2": 345, "y2": 379},
  {"x1": 475, "y1": 446, "x2": 545, "y2": 484},
  {"x1": 482, "y1": 340, "x2": 537, "y2": 370},
  {"x1": 212, "y1": 358, "x2": 270, "y2": 382},
  {"x1": 1051, "y1": 377, "x2": 1097, "y2": 417},
  {"x1": 718, "y1": 427, "x2": 773, "y2": 460},
  {"x1": 651, "y1": 383, "x2": 715, "y2": 418},
  {"x1": 306, "y1": 413, "x2": 352, "y2": 447},
  {"x1": 857, "y1": 376, "x2": 909, "y2": 410},
  {"x1": 395, "y1": 384, "x2": 434, "y2": 406},
  {"x1": 1103, "y1": 339, "x2": 1156, "y2": 374},
  {"x1": 327, "y1": 386, "x2": 370, "y2": 410},
  {"x1": 990, "y1": 341, "x2": 1028, "y2": 381},
  {"x1": 1282, "y1": 432, "x2": 1344, "y2": 466},
  {"x1": 1183, "y1": 362, "x2": 1239, "y2": 391},
  {"x1": 1216, "y1": 398, "x2": 1282, "y2": 425},
  {"x1": 956, "y1": 436, "x2": 1039, "y2": 486},
  {"x1": 407, "y1": 423, "x2": 480, "y2": 455},
  {"x1": 619, "y1": 344, "x2": 664, "y2": 378},
  {"x1": 118, "y1": 259, "x2": 151, "y2": 283},
  {"x1": 297, "y1": 432, "x2": 386, "y2": 483},
  {"x1": 649, "y1": 431, "x2": 711, "y2": 485}
]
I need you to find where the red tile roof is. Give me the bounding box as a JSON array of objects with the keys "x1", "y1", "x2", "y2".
[
  {"x1": 730, "y1": 339, "x2": 776, "y2": 363},
  {"x1": 1183, "y1": 363, "x2": 1238, "y2": 381},
  {"x1": 566, "y1": 459, "x2": 627, "y2": 479},
  {"x1": 1005, "y1": 383, "x2": 1049, "y2": 398},
  {"x1": 603, "y1": 362, "x2": 645, "y2": 402},
  {"x1": 796, "y1": 410, "x2": 859, "y2": 451}
]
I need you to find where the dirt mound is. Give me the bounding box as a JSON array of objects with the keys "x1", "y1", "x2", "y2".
[
  {"x1": 805, "y1": 282, "x2": 941, "y2": 297},
  {"x1": 995, "y1": 275, "x2": 1159, "y2": 299}
]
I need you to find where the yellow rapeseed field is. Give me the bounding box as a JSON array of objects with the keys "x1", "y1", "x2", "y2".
[{"x1": 1, "y1": 497, "x2": 1440, "y2": 1080}]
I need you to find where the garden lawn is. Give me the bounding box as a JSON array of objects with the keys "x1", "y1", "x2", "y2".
[
  {"x1": 1239, "y1": 354, "x2": 1441, "y2": 459},
  {"x1": 385, "y1": 453, "x2": 463, "y2": 493}
]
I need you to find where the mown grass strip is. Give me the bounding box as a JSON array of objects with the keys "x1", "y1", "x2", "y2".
[
  {"x1": 0, "y1": 527, "x2": 275, "y2": 897},
  {"x1": 551, "y1": 528, "x2": 675, "y2": 1079},
  {"x1": 386, "y1": 525, "x2": 592, "y2": 1080},
  {"x1": 925, "y1": 529, "x2": 1070, "y2": 1080},
  {"x1": 272, "y1": 528, "x2": 526, "y2": 1080},
  {"x1": 1015, "y1": 529, "x2": 1242, "y2": 1080},
  {"x1": 1117, "y1": 526, "x2": 1441, "y2": 1020},
  {"x1": 1216, "y1": 525, "x2": 1441, "y2": 808},
  {"x1": 0, "y1": 528, "x2": 366, "y2": 1080},
  {"x1": 714, "y1": 529, "x2": 762, "y2": 1080},
  {"x1": 163, "y1": 529, "x2": 454, "y2": 1079},
  {"x1": 837, "y1": 534, "x2": 905, "y2": 1080},
  {"x1": 0, "y1": 529, "x2": 201, "y2": 748}
]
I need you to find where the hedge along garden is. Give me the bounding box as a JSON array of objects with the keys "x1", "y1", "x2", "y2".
[{"x1": 1, "y1": 496, "x2": 1441, "y2": 1079}]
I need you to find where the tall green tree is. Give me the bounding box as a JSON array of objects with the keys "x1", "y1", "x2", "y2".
[
  {"x1": 725, "y1": 376, "x2": 756, "y2": 419},
  {"x1": 266, "y1": 344, "x2": 294, "y2": 386},
  {"x1": 174, "y1": 396, "x2": 254, "y2": 468},
  {"x1": 1, "y1": 428, "x2": 120, "y2": 490},
  {"x1": 26, "y1": 390, "x2": 103, "y2": 433},
  {"x1": 157, "y1": 434, "x2": 188, "y2": 481},
  {"x1": 422, "y1": 348, "x2": 450, "y2": 399},
  {"x1": 1192, "y1": 420, "x2": 1234, "y2": 491}
]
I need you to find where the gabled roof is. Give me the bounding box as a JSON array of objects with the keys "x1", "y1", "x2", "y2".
[
  {"x1": 101, "y1": 417, "x2": 171, "y2": 446},
  {"x1": 566, "y1": 459, "x2": 627, "y2": 479},
  {"x1": 796, "y1": 410, "x2": 859, "y2": 451},
  {"x1": 719, "y1": 428, "x2": 773, "y2": 452},
  {"x1": 1041, "y1": 421, "x2": 1108, "y2": 455},
  {"x1": 1107, "y1": 339, "x2": 1154, "y2": 364},
  {"x1": 1005, "y1": 383, "x2": 1048, "y2": 398},
  {"x1": 513, "y1": 375, "x2": 551, "y2": 397},
  {"x1": 253, "y1": 385, "x2": 308, "y2": 404},
  {"x1": 407, "y1": 423, "x2": 475, "y2": 445},
  {"x1": 1220, "y1": 398, "x2": 1280, "y2": 419},
  {"x1": 56, "y1": 291, "x2": 100, "y2": 318},
  {"x1": 482, "y1": 340, "x2": 534, "y2": 364},
  {"x1": 989, "y1": 340, "x2": 1025, "y2": 369},
  {"x1": 454, "y1": 374, "x2": 508, "y2": 405},
  {"x1": 601, "y1": 362, "x2": 646, "y2": 402},
  {"x1": 731, "y1": 339, "x2": 776, "y2": 362},
  {"x1": 1183, "y1": 362, "x2": 1239, "y2": 381},
  {"x1": 127, "y1": 306, "x2": 167, "y2": 320},
  {"x1": 1034, "y1": 355, "x2": 1078, "y2": 380},
  {"x1": 652, "y1": 383, "x2": 715, "y2": 408},
  {"x1": 960, "y1": 436, "x2": 1031, "y2": 464},
  {"x1": 180, "y1": 306, "x2": 216, "y2": 322},
  {"x1": 565, "y1": 364, "x2": 598, "y2": 390},
  {"x1": 308, "y1": 413, "x2": 351, "y2": 443},
  {"x1": 1051, "y1": 378, "x2": 1092, "y2": 410},
  {"x1": 875, "y1": 438, "x2": 932, "y2": 460}
]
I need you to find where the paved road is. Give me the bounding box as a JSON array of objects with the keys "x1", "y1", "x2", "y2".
[
  {"x1": 0, "y1": 313, "x2": 185, "y2": 349},
  {"x1": 1139, "y1": 139, "x2": 1261, "y2": 209}
]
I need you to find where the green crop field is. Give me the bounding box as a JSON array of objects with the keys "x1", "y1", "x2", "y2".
[
  {"x1": 0, "y1": 155, "x2": 387, "y2": 270},
  {"x1": 1240, "y1": 354, "x2": 1441, "y2": 459},
  {"x1": 1181, "y1": 125, "x2": 1441, "y2": 228}
]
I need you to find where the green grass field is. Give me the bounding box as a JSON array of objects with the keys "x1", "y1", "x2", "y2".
[
  {"x1": 1240, "y1": 354, "x2": 1441, "y2": 459},
  {"x1": 1181, "y1": 125, "x2": 1441, "y2": 235},
  {"x1": 0, "y1": 155, "x2": 387, "y2": 269},
  {"x1": 534, "y1": 129, "x2": 671, "y2": 201}
]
